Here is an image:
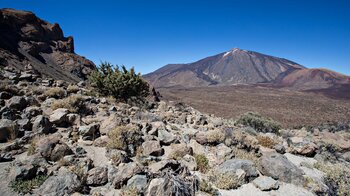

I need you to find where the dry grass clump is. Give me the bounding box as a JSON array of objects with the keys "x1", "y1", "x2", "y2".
[
  {"x1": 120, "y1": 186, "x2": 139, "y2": 196},
  {"x1": 195, "y1": 154, "x2": 209, "y2": 173},
  {"x1": 257, "y1": 135, "x2": 276, "y2": 148},
  {"x1": 67, "y1": 85, "x2": 80, "y2": 94},
  {"x1": 27, "y1": 136, "x2": 41, "y2": 155},
  {"x1": 207, "y1": 129, "x2": 225, "y2": 144},
  {"x1": 232, "y1": 147, "x2": 259, "y2": 165},
  {"x1": 44, "y1": 87, "x2": 66, "y2": 99},
  {"x1": 0, "y1": 83, "x2": 20, "y2": 95},
  {"x1": 314, "y1": 162, "x2": 350, "y2": 195},
  {"x1": 10, "y1": 175, "x2": 48, "y2": 194},
  {"x1": 199, "y1": 179, "x2": 217, "y2": 194},
  {"x1": 107, "y1": 125, "x2": 143, "y2": 155},
  {"x1": 209, "y1": 172, "x2": 242, "y2": 190},
  {"x1": 51, "y1": 95, "x2": 85, "y2": 113}
]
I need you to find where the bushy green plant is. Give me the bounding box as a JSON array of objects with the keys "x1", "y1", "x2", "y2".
[
  {"x1": 195, "y1": 154, "x2": 209, "y2": 173},
  {"x1": 10, "y1": 175, "x2": 48, "y2": 194},
  {"x1": 314, "y1": 162, "x2": 350, "y2": 195},
  {"x1": 89, "y1": 62, "x2": 150, "y2": 101},
  {"x1": 235, "y1": 112, "x2": 281, "y2": 133}
]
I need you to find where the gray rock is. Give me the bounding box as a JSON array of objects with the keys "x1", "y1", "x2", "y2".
[
  {"x1": 342, "y1": 151, "x2": 350, "y2": 162},
  {"x1": 113, "y1": 162, "x2": 143, "y2": 188},
  {"x1": 86, "y1": 166, "x2": 108, "y2": 186},
  {"x1": 215, "y1": 159, "x2": 259, "y2": 182},
  {"x1": 142, "y1": 140, "x2": 164, "y2": 156},
  {"x1": 37, "y1": 136, "x2": 73, "y2": 161},
  {"x1": 288, "y1": 137, "x2": 317, "y2": 157},
  {"x1": 34, "y1": 167, "x2": 82, "y2": 196},
  {"x1": 49, "y1": 108, "x2": 69, "y2": 126},
  {"x1": 6, "y1": 96, "x2": 27, "y2": 110},
  {"x1": 0, "y1": 119, "x2": 18, "y2": 142},
  {"x1": 9, "y1": 161, "x2": 38, "y2": 181},
  {"x1": 0, "y1": 92, "x2": 12, "y2": 99},
  {"x1": 158, "y1": 129, "x2": 176, "y2": 145},
  {"x1": 16, "y1": 118, "x2": 32, "y2": 131},
  {"x1": 145, "y1": 175, "x2": 195, "y2": 196},
  {"x1": 259, "y1": 153, "x2": 304, "y2": 185},
  {"x1": 32, "y1": 115, "x2": 53, "y2": 134},
  {"x1": 252, "y1": 176, "x2": 279, "y2": 191},
  {"x1": 22, "y1": 106, "x2": 42, "y2": 119},
  {"x1": 78, "y1": 123, "x2": 100, "y2": 140},
  {"x1": 127, "y1": 175, "x2": 148, "y2": 192},
  {"x1": 105, "y1": 149, "x2": 129, "y2": 166}
]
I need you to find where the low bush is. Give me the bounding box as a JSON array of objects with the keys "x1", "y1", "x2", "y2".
[
  {"x1": 51, "y1": 95, "x2": 85, "y2": 113},
  {"x1": 89, "y1": 62, "x2": 150, "y2": 101},
  {"x1": 235, "y1": 112, "x2": 281, "y2": 133},
  {"x1": 10, "y1": 175, "x2": 48, "y2": 194},
  {"x1": 209, "y1": 172, "x2": 242, "y2": 190},
  {"x1": 67, "y1": 85, "x2": 80, "y2": 94},
  {"x1": 44, "y1": 87, "x2": 66, "y2": 99},
  {"x1": 195, "y1": 154, "x2": 209, "y2": 173},
  {"x1": 256, "y1": 135, "x2": 276, "y2": 148},
  {"x1": 314, "y1": 162, "x2": 350, "y2": 195},
  {"x1": 207, "y1": 129, "x2": 225, "y2": 144},
  {"x1": 107, "y1": 125, "x2": 143, "y2": 156}
]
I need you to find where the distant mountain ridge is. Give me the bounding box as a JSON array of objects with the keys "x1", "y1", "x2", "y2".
[{"x1": 144, "y1": 48, "x2": 350, "y2": 91}]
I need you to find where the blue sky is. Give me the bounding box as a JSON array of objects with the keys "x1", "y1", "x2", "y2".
[{"x1": 2, "y1": 0, "x2": 350, "y2": 75}]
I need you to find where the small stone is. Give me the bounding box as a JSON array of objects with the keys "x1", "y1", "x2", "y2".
[{"x1": 252, "y1": 176, "x2": 279, "y2": 191}]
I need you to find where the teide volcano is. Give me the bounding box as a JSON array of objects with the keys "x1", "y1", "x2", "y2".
[
  {"x1": 144, "y1": 48, "x2": 305, "y2": 88},
  {"x1": 144, "y1": 48, "x2": 350, "y2": 91}
]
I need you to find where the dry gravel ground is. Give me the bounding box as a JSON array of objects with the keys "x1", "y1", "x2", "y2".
[{"x1": 159, "y1": 85, "x2": 350, "y2": 128}]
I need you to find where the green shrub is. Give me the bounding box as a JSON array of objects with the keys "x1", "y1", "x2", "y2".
[
  {"x1": 195, "y1": 154, "x2": 209, "y2": 173},
  {"x1": 235, "y1": 112, "x2": 281, "y2": 133},
  {"x1": 10, "y1": 175, "x2": 48, "y2": 194},
  {"x1": 314, "y1": 162, "x2": 350, "y2": 195},
  {"x1": 89, "y1": 62, "x2": 150, "y2": 101}
]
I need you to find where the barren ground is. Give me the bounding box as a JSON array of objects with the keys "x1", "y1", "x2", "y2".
[{"x1": 159, "y1": 85, "x2": 350, "y2": 128}]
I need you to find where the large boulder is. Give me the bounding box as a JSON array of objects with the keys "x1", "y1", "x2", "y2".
[
  {"x1": 32, "y1": 115, "x2": 53, "y2": 134},
  {"x1": 113, "y1": 162, "x2": 143, "y2": 188},
  {"x1": 86, "y1": 166, "x2": 108, "y2": 186},
  {"x1": 6, "y1": 96, "x2": 27, "y2": 110},
  {"x1": 142, "y1": 140, "x2": 164, "y2": 156},
  {"x1": 214, "y1": 159, "x2": 259, "y2": 182},
  {"x1": 49, "y1": 108, "x2": 69, "y2": 126},
  {"x1": 34, "y1": 167, "x2": 82, "y2": 196},
  {"x1": 0, "y1": 119, "x2": 18, "y2": 142},
  {"x1": 127, "y1": 175, "x2": 149, "y2": 193},
  {"x1": 258, "y1": 153, "x2": 305, "y2": 185},
  {"x1": 78, "y1": 123, "x2": 100, "y2": 140},
  {"x1": 145, "y1": 175, "x2": 196, "y2": 196},
  {"x1": 37, "y1": 136, "x2": 73, "y2": 161}
]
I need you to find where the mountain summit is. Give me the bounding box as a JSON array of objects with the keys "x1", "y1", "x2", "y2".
[
  {"x1": 144, "y1": 48, "x2": 350, "y2": 91},
  {"x1": 144, "y1": 48, "x2": 304, "y2": 88}
]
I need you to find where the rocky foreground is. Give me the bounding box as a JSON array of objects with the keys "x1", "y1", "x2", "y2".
[{"x1": 0, "y1": 67, "x2": 350, "y2": 196}]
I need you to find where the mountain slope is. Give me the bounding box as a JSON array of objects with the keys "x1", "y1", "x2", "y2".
[
  {"x1": 0, "y1": 8, "x2": 95, "y2": 82},
  {"x1": 144, "y1": 48, "x2": 305, "y2": 87},
  {"x1": 274, "y1": 68, "x2": 350, "y2": 90}
]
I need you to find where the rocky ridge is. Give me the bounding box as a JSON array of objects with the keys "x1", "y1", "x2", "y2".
[
  {"x1": 0, "y1": 68, "x2": 350, "y2": 196},
  {"x1": 0, "y1": 8, "x2": 95, "y2": 82}
]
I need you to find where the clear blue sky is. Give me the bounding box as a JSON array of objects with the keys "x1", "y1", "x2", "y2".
[{"x1": 2, "y1": 0, "x2": 350, "y2": 75}]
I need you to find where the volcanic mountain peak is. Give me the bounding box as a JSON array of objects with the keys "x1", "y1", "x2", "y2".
[{"x1": 144, "y1": 48, "x2": 305, "y2": 88}]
